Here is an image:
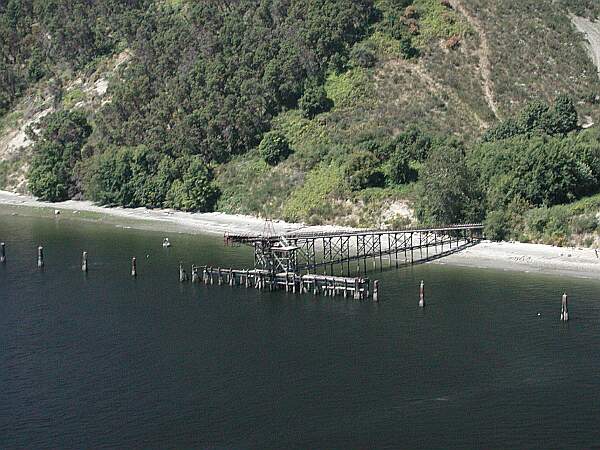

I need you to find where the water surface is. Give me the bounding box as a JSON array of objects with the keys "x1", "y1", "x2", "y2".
[{"x1": 1, "y1": 212, "x2": 600, "y2": 449}]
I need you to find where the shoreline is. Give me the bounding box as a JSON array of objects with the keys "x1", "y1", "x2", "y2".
[{"x1": 2, "y1": 190, "x2": 600, "y2": 279}]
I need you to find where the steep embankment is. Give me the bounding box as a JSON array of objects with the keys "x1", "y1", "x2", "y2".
[
  {"x1": 0, "y1": 50, "x2": 130, "y2": 192},
  {"x1": 571, "y1": 15, "x2": 600, "y2": 77},
  {"x1": 449, "y1": 0, "x2": 499, "y2": 118}
]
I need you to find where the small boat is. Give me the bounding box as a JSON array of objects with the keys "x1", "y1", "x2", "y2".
[{"x1": 162, "y1": 238, "x2": 171, "y2": 248}]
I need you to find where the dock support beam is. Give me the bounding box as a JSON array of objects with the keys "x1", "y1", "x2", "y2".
[
  {"x1": 1, "y1": 242, "x2": 5, "y2": 263},
  {"x1": 419, "y1": 280, "x2": 425, "y2": 308},
  {"x1": 81, "y1": 251, "x2": 88, "y2": 272},
  {"x1": 373, "y1": 280, "x2": 379, "y2": 302},
  {"x1": 561, "y1": 293, "x2": 569, "y2": 322},
  {"x1": 131, "y1": 257, "x2": 137, "y2": 277},
  {"x1": 37, "y1": 246, "x2": 44, "y2": 268}
]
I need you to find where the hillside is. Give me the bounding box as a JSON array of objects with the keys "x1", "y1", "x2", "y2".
[{"x1": 2, "y1": 0, "x2": 600, "y2": 245}]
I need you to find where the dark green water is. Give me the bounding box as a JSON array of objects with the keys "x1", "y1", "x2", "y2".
[{"x1": 1, "y1": 212, "x2": 600, "y2": 449}]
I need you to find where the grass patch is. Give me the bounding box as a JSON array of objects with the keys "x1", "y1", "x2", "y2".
[
  {"x1": 283, "y1": 163, "x2": 346, "y2": 224},
  {"x1": 63, "y1": 89, "x2": 86, "y2": 109},
  {"x1": 413, "y1": 0, "x2": 473, "y2": 46},
  {"x1": 0, "y1": 159, "x2": 24, "y2": 190},
  {"x1": 325, "y1": 68, "x2": 374, "y2": 110},
  {"x1": 0, "y1": 110, "x2": 23, "y2": 134}
]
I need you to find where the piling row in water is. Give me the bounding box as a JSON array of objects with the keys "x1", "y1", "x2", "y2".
[
  {"x1": 0, "y1": 243, "x2": 577, "y2": 318},
  {"x1": 188, "y1": 266, "x2": 375, "y2": 301}
]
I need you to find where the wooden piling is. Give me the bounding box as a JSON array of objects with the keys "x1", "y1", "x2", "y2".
[
  {"x1": 229, "y1": 268, "x2": 235, "y2": 286},
  {"x1": 561, "y1": 293, "x2": 569, "y2": 322},
  {"x1": 191, "y1": 265, "x2": 199, "y2": 283},
  {"x1": 37, "y1": 246, "x2": 44, "y2": 268},
  {"x1": 1, "y1": 242, "x2": 5, "y2": 263},
  {"x1": 179, "y1": 263, "x2": 187, "y2": 282},
  {"x1": 131, "y1": 257, "x2": 137, "y2": 277},
  {"x1": 81, "y1": 251, "x2": 88, "y2": 272},
  {"x1": 419, "y1": 280, "x2": 425, "y2": 308},
  {"x1": 245, "y1": 269, "x2": 250, "y2": 288},
  {"x1": 353, "y1": 278, "x2": 360, "y2": 300},
  {"x1": 373, "y1": 280, "x2": 379, "y2": 302}
]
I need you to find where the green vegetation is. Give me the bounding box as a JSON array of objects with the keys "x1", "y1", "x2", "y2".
[
  {"x1": 4, "y1": 0, "x2": 600, "y2": 247},
  {"x1": 258, "y1": 132, "x2": 293, "y2": 166},
  {"x1": 27, "y1": 110, "x2": 91, "y2": 201}
]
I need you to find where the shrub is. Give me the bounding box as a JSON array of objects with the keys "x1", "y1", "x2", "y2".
[
  {"x1": 571, "y1": 214, "x2": 598, "y2": 235},
  {"x1": 344, "y1": 151, "x2": 386, "y2": 191},
  {"x1": 28, "y1": 110, "x2": 91, "y2": 201},
  {"x1": 299, "y1": 83, "x2": 333, "y2": 119},
  {"x1": 350, "y1": 42, "x2": 377, "y2": 68},
  {"x1": 258, "y1": 131, "x2": 292, "y2": 166},
  {"x1": 484, "y1": 210, "x2": 509, "y2": 241},
  {"x1": 385, "y1": 150, "x2": 418, "y2": 185},
  {"x1": 165, "y1": 157, "x2": 219, "y2": 212},
  {"x1": 415, "y1": 145, "x2": 483, "y2": 225}
]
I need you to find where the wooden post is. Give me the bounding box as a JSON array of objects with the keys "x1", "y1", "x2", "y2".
[
  {"x1": 1, "y1": 242, "x2": 5, "y2": 263},
  {"x1": 353, "y1": 278, "x2": 360, "y2": 300},
  {"x1": 131, "y1": 257, "x2": 137, "y2": 277},
  {"x1": 561, "y1": 293, "x2": 569, "y2": 322},
  {"x1": 245, "y1": 270, "x2": 250, "y2": 288},
  {"x1": 179, "y1": 263, "x2": 187, "y2": 282},
  {"x1": 191, "y1": 265, "x2": 199, "y2": 283},
  {"x1": 373, "y1": 280, "x2": 379, "y2": 302},
  {"x1": 218, "y1": 268, "x2": 223, "y2": 285},
  {"x1": 209, "y1": 267, "x2": 214, "y2": 285},
  {"x1": 343, "y1": 278, "x2": 348, "y2": 298},
  {"x1": 229, "y1": 268, "x2": 235, "y2": 286},
  {"x1": 81, "y1": 251, "x2": 88, "y2": 272},
  {"x1": 419, "y1": 280, "x2": 425, "y2": 308},
  {"x1": 37, "y1": 246, "x2": 44, "y2": 268}
]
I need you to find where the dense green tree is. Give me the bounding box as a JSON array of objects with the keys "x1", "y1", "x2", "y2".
[
  {"x1": 27, "y1": 110, "x2": 91, "y2": 201},
  {"x1": 344, "y1": 151, "x2": 386, "y2": 191},
  {"x1": 165, "y1": 157, "x2": 219, "y2": 212},
  {"x1": 483, "y1": 96, "x2": 579, "y2": 142},
  {"x1": 385, "y1": 150, "x2": 417, "y2": 185},
  {"x1": 350, "y1": 41, "x2": 377, "y2": 68},
  {"x1": 258, "y1": 131, "x2": 292, "y2": 166},
  {"x1": 415, "y1": 145, "x2": 482, "y2": 225},
  {"x1": 471, "y1": 132, "x2": 600, "y2": 211},
  {"x1": 299, "y1": 83, "x2": 334, "y2": 119}
]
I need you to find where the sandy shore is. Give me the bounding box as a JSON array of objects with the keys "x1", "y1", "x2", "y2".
[
  {"x1": 437, "y1": 240, "x2": 600, "y2": 279},
  {"x1": 2, "y1": 190, "x2": 600, "y2": 279},
  {"x1": 0, "y1": 190, "x2": 350, "y2": 236}
]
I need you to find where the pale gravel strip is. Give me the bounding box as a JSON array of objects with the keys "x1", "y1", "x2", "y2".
[{"x1": 0, "y1": 190, "x2": 350, "y2": 236}]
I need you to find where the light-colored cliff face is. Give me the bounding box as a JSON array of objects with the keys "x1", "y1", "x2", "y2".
[
  {"x1": 0, "y1": 50, "x2": 131, "y2": 193},
  {"x1": 571, "y1": 14, "x2": 600, "y2": 77}
]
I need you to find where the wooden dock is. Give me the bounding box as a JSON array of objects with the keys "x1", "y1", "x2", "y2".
[{"x1": 190, "y1": 266, "x2": 372, "y2": 300}]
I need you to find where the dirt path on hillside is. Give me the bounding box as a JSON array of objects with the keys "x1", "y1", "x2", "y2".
[
  {"x1": 449, "y1": 0, "x2": 499, "y2": 119},
  {"x1": 571, "y1": 14, "x2": 600, "y2": 77}
]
